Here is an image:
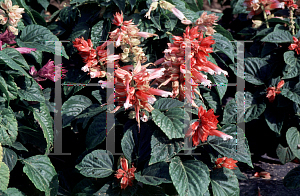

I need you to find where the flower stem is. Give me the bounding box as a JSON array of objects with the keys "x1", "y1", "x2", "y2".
[
  {"x1": 289, "y1": 7, "x2": 296, "y2": 35},
  {"x1": 261, "y1": 4, "x2": 269, "y2": 28}
]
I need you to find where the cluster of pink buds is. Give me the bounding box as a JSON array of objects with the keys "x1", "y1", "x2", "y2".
[
  {"x1": 0, "y1": 0, "x2": 25, "y2": 35},
  {"x1": 195, "y1": 12, "x2": 219, "y2": 35},
  {"x1": 154, "y1": 25, "x2": 228, "y2": 107}
]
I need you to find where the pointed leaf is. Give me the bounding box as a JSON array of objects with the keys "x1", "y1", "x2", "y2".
[
  {"x1": 286, "y1": 127, "x2": 300, "y2": 159},
  {"x1": 211, "y1": 168, "x2": 239, "y2": 196},
  {"x1": 281, "y1": 83, "x2": 300, "y2": 104},
  {"x1": 0, "y1": 50, "x2": 30, "y2": 77},
  {"x1": 0, "y1": 108, "x2": 18, "y2": 146},
  {"x1": 0, "y1": 162, "x2": 9, "y2": 191},
  {"x1": 16, "y1": 77, "x2": 44, "y2": 102},
  {"x1": 276, "y1": 144, "x2": 295, "y2": 164},
  {"x1": 264, "y1": 106, "x2": 286, "y2": 134},
  {"x1": 121, "y1": 128, "x2": 135, "y2": 163},
  {"x1": 212, "y1": 33, "x2": 235, "y2": 63},
  {"x1": 261, "y1": 30, "x2": 293, "y2": 43},
  {"x1": 153, "y1": 98, "x2": 184, "y2": 110},
  {"x1": 2, "y1": 147, "x2": 17, "y2": 172}
]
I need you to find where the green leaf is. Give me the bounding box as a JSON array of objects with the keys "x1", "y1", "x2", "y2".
[
  {"x1": 71, "y1": 178, "x2": 98, "y2": 196},
  {"x1": 162, "y1": 12, "x2": 178, "y2": 31},
  {"x1": 121, "y1": 128, "x2": 135, "y2": 163},
  {"x1": 151, "y1": 108, "x2": 185, "y2": 139},
  {"x1": 31, "y1": 102, "x2": 54, "y2": 154},
  {"x1": 0, "y1": 108, "x2": 18, "y2": 146},
  {"x1": 208, "y1": 73, "x2": 228, "y2": 102},
  {"x1": 11, "y1": 141, "x2": 28, "y2": 152},
  {"x1": 76, "y1": 104, "x2": 107, "y2": 129},
  {"x1": 113, "y1": 0, "x2": 125, "y2": 13},
  {"x1": 0, "y1": 73, "x2": 9, "y2": 104},
  {"x1": 2, "y1": 48, "x2": 29, "y2": 70},
  {"x1": 232, "y1": 0, "x2": 249, "y2": 14},
  {"x1": 29, "y1": 50, "x2": 43, "y2": 65},
  {"x1": 214, "y1": 25, "x2": 234, "y2": 41},
  {"x1": 16, "y1": 24, "x2": 69, "y2": 59},
  {"x1": 222, "y1": 91, "x2": 266, "y2": 124},
  {"x1": 37, "y1": 0, "x2": 49, "y2": 10},
  {"x1": 0, "y1": 162, "x2": 9, "y2": 191},
  {"x1": 282, "y1": 61, "x2": 300, "y2": 79},
  {"x1": 171, "y1": 0, "x2": 199, "y2": 22},
  {"x1": 5, "y1": 75, "x2": 18, "y2": 100},
  {"x1": 211, "y1": 168, "x2": 239, "y2": 196},
  {"x1": 91, "y1": 90, "x2": 102, "y2": 104},
  {"x1": 283, "y1": 165, "x2": 300, "y2": 189},
  {"x1": 4, "y1": 188, "x2": 25, "y2": 196},
  {"x1": 264, "y1": 106, "x2": 286, "y2": 134},
  {"x1": 149, "y1": 130, "x2": 184, "y2": 165},
  {"x1": 16, "y1": 77, "x2": 44, "y2": 102},
  {"x1": 276, "y1": 144, "x2": 295, "y2": 164},
  {"x1": 212, "y1": 33, "x2": 235, "y2": 63},
  {"x1": 208, "y1": 124, "x2": 253, "y2": 168},
  {"x1": 61, "y1": 95, "x2": 92, "y2": 128},
  {"x1": 91, "y1": 19, "x2": 111, "y2": 48},
  {"x1": 16, "y1": 0, "x2": 37, "y2": 24},
  {"x1": 68, "y1": 22, "x2": 90, "y2": 41},
  {"x1": 261, "y1": 30, "x2": 293, "y2": 43},
  {"x1": 284, "y1": 51, "x2": 297, "y2": 67},
  {"x1": 281, "y1": 82, "x2": 300, "y2": 104},
  {"x1": 31, "y1": 10, "x2": 47, "y2": 27},
  {"x1": 0, "y1": 50, "x2": 30, "y2": 77},
  {"x1": 75, "y1": 150, "x2": 114, "y2": 178},
  {"x1": 169, "y1": 157, "x2": 210, "y2": 196},
  {"x1": 153, "y1": 98, "x2": 184, "y2": 110},
  {"x1": 2, "y1": 147, "x2": 17, "y2": 172},
  {"x1": 63, "y1": 67, "x2": 91, "y2": 96},
  {"x1": 22, "y1": 155, "x2": 58, "y2": 196},
  {"x1": 286, "y1": 127, "x2": 300, "y2": 159},
  {"x1": 94, "y1": 182, "x2": 120, "y2": 195},
  {"x1": 59, "y1": 6, "x2": 78, "y2": 25},
  {"x1": 135, "y1": 162, "x2": 172, "y2": 185},
  {"x1": 202, "y1": 91, "x2": 219, "y2": 112},
  {"x1": 85, "y1": 111, "x2": 108, "y2": 150}
]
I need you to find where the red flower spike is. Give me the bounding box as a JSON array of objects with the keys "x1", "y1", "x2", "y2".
[
  {"x1": 115, "y1": 157, "x2": 136, "y2": 189},
  {"x1": 289, "y1": 36, "x2": 300, "y2": 55},
  {"x1": 266, "y1": 80, "x2": 284, "y2": 103},
  {"x1": 185, "y1": 106, "x2": 233, "y2": 146},
  {"x1": 215, "y1": 157, "x2": 238, "y2": 170}
]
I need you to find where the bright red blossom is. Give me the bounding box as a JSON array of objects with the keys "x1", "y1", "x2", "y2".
[
  {"x1": 215, "y1": 157, "x2": 238, "y2": 170},
  {"x1": 185, "y1": 106, "x2": 233, "y2": 146},
  {"x1": 266, "y1": 80, "x2": 284, "y2": 103},
  {"x1": 289, "y1": 36, "x2": 300, "y2": 55},
  {"x1": 115, "y1": 157, "x2": 136, "y2": 189},
  {"x1": 244, "y1": 0, "x2": 284, "y2": 19}
]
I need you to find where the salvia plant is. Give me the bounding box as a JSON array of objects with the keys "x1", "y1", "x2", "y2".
[{"x1": 0, "y1": 0, "x2": 299, "y2": 195}]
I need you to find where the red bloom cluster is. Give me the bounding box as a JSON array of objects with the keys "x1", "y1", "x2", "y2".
[
  {"x1": 266, "y1": 80, "x2": 284, "y2": 103},
  {"x1": 185, "y1": 106, "x2": 233, "y2": 146},
  {"x1": 214, "y1": 157, "x2": 238, "y2": 170},
  {"x1": 282, "y1": 0, "x2": 298, "y2": 8},
  {"x1": 289, "y1": 36, "x2": 300, "y2": 55},
  {"x1": 115, "y1": 157, "x2": 136, "y2": 189},
  {"x1": 154, "y1": 26, "x2": 228, "y2": 107},
  {"x1": 244, "y1": 0, "x2": 284, "y2": 19}
]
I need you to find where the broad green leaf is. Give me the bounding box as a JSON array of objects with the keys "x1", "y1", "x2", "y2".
[
  {"x1": 171, "y1": 0, "x2": 199, "y2": 21},
  {"x1": 31, "y1": 10, "x2": 47, "y2": 27},
  {"x1": 4, "y1": 188, "x2": 25, "y2": 196},
  {"x1": 16, "y1": 77, "x2": 44, "y2": 102},
  {"x1": 2, "y1": 48, "x2": 29, "y2": 70},
  {"x1": 208, "y1": 124, "x2": 253, "y2": 168},
  {"x1": 0, "y1": 162, "x2": 9, "y2": 191},
  {"x1": 31, "y1": 102, "x2": 53, "y2": 154},
  {"x1": 0, "y1": 73, "x2": 9, "y2": 104},
  {"x1": 276, "y1": 144, "x2": 295, "y2": 164},
  {"x1": 0, "y1": 50, "x2": 30, "y2": 77},
  {"x1": 2, "y1": 147, "x2": 17, "y2": 171},
  {"x1": 212, "y1": 33, "x2": 235, "y2": 63},
  {"x1": 232, "y1": 0, "x2": 249, "y2": 14},
  {"x1": 0, "y1": 144, "x2": 2, "y2": 161},
  {"x1": 169, "y1": 157, "x2": 210, "y2": 196},
  {"x1": 281, "y1": 82, "x2": 300, "y2": 104},
  {"x1": 222, "y1": 91, "x2": 266, "y2": 124},
  {"x1": 282, "y1": 62, "x2": 300, "y2": 79},
  {"x1": 149, "y1": 130, "x2": 184, "y2": 165},
  {"x1": 113, "y1": 0, "x2": 125, "y2": 13},
  {"x1": 94, "y1": 182, "x2": 120, "y2": 195},
  {"x1": 283, "y1": 165, "x2": 300, "y2": 189},
  {"x1": 207, "y1": 73, "x2": 228, "y2": 102},
  {"x1": 162, "y1": 12, "x2": 178, "y2": 31},
  {"x1": 3, "y1": 74, "x2": 18, "y2": 100},
  {"x1": 29, "y1": 50, "x2": 43, "y2": 65},
  {"x1": 68, "y1": 22, "x2": 90, "y2": 41},
  {"x1": 22, "y1": 155, "x2": 58, "y2": 196},
  {"x1": 59, "y1": 6, "x2": 77, "y2": 25},
  {"x1": 211, "y1": 168, "x2": 239, "y2": 196},
  {"x1": 153, "y1": 98, "x2": 184, "y2": 110},
  {"x1": 11, "y1": 141, "x2": 28, "y2": 152},
  {"x1": 76, "y1": 104, "x2": 107, "y2": 129},
  {"x1": 286, "y1": 127, "x2": 300, "y2": 159},
  {"x1": 16, "y1": 24, "x2": 69, "y2": 59},
  {"x1": 37, "y1": 0, "x2": 49, "y2": 10},
  {"x1": 63, "y1": 67, "x2": 91, "y2": 96},
  {"x1": 61, "y1": 95, "x2": 92, "y2": 128},
  {"x1": 264, "y1": 106, "x2": 286, "y2": 134},
  {"x1": 75, "y1": 150, "x2": 114, "y2": 178},
  {"x1": 135, "y1": 162, "x2": 171, "y2": 185},
  {"x1": 261, "y1": 30, "x2": 293, "y2": 43},
  {"x1": 18, "y1": 125, "x2": 47, "y2": 150},
  {"x1": 150, "y1": 12, "x2": 161, "y2": 31},
  {"x1": 0, "y1": 108, "x2": 18, "y2": 146},
  {"x1": 85, "y1": 111, "x2": 108, "y2": 150},
  {"x1": 121, "y1": 128, "x2": 135, "y2": 163},
  {"x1": 151, "y1": 108, "x2": 185, "y2": 139},
  {"x1": 16, "y1": 0, "x2": 36, "y2": 24},
  {"x1": 91, "y1": 19, "x2": 111, "y2": 48},
  {"x1": 202, "y1": 91, "x2": 219, "y2": 112},
  {"x1": 214, "y1": 25, "x2": 234, "y2": 41},
  {"x1": 284, "y1": 51, "x2": 297, "y2": 67},
  {"x1": 71, "y1": 178, "x2": 98, "y2": 196},
  {"x1": 91, "y1": 90, "x2": 102, "y2": 104}
]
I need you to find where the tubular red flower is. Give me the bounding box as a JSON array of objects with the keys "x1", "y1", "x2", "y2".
[
  {"x1": 185, "y1": 106, "x2": 233, "y2": 146},
  {"x1": 115, "y1": 157, "x2": 136, "y2": 189},
  {"x1": 215, "y1": 157, "x2": 238, "y2": 170},
  {"x1": 266, "y1": 80, "x2": 284, "y2": 103},
  {"x1": 289, "y1": 37, "x2": 300, "y2": 55}
]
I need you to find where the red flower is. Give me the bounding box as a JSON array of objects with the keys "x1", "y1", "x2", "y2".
[
  {"x1": 244, "y1": 0, "x2": 284, "y2": 19},
  {"x1": 215, "y1": 157, "x2": 238, "y2": 170},
  {"x1": 289, "y1": 36, "x2": 300, "y2": 55},
  {"x1": 115, "y1": 157, "x2": 136, "y2": 189},
  {"x1": 185, "y1": 106, "x2": 233, "y2": 146},
  {"x1": 266, "y1": 80, "x2": 284, "y2": 103}
]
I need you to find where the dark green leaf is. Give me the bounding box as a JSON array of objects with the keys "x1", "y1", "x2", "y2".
[
  {"x1": 286, "y1": 127, "x2": 300, "y2": 159},
  {"x1": 63, "y1": 67, "x2": 91, "y2": 96},
  {"x1": 16, "y1": 77, "x2": 44, "y2": 102},
  {"x1": 261, "y1": 30, "x2": 293, "y2": 43},
  {"x1": 2, "y1": 48, "x2": 29, "y2": 70},
  {"x1": 276, "y1": 144, "x2": 295, "y2": 164},
  {"x1": 211, "y1": 168, "x2": 239, "y2": 196},
  {"x1": 264, "y1": 106, "x2": 286, "y2": 134},
  {"x1": 68, "y1": 22, "x2": 90, "y2": 41},
  {"x1": 75, "y1": 150, "x2": 114, "y2": 178},
  {"x1": 11, "y1": 142, "x2": 28, "y2": 152},
  {"x1": 0, "y1": 108, "x2": 18, "y2": 146},
  {"x1": 0, "y1": 162, "x2": 9, "y2": 191},
  {"x1": 4, "y1": 188, "x2": 25, "y2": 196},
  {"x1": 2, "y1": 147, "x2": 17, "y2": 171},
  {"x1": 0, "y1": 50, "x2": 30, "y2": 77},
  {"x1": 214, "y1": 25, "x2": 234, "y2": 41},
  {"x1": 31, "y1": 10, "x2": 47, "y2": 27},
  {"x1": 153, "y1": 98, "x2": 184, "y2": 110},
  {"x1": 91, "y1": 19, "x2": 111, "y2": 48},
  {"x1": 37, "y1": 0, "x2": 49, "y2": 10},
  {"x1": 281, "y1": 83, "x2": 300, "y2": 104},
  {"x1": 212, "y1": 33, "x2": 235, "y2": 63},
  {"x1": 113, "y1": 0, "x2": 125, "y2": 13},
  {"x1": 284, "y1": 51, "x2": 297, "y2": 67},
  {"x1": 135, "y1": 162, "x2": 171, "y2": 185},
  {"x1": 121, "y1": 128, "x2": 135, "y2": 163}
]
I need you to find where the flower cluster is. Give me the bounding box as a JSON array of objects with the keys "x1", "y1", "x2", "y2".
[
  {"x1": 154, "y1": 25, "x2": 228, "y2": 107},
  {"x1": 0, "y1": 0, "x2": 24, "y2": 35},
  {"x1": 266, "y1": 80, "x2": 284, "y2": 103},
  {"x1": 185, "y1": 106, "x2": 233, "y2": 146},
  {"x1": 115, "y1": 157, "x2": 136, "y2": 189},
  {"x1": 29, "y1": 60, "x2": 68, "y2": 89},
  {"x1": 289, "y1": 36, "x2": 300, "y2": 54},
  {"x1": 214, "y1": 157, "x2": 238, "y2": 170},
  {"x1": 145, "y1": 0, "x2": 192, "y2": 25},
  {"x1": 244, "y1": 0, "x2": 284, "y2": 19},
  {"x1": 195, "y1": 12, "x2": 219, "y2": 35},
  {"x1": 282, "y1": 0, "x2": 298, "y2": 8}
]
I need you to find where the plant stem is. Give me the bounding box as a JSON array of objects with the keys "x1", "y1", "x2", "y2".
[
  {"x1": 261, "y1": 4, "x2": 269, "y2": 28},
  {"x1": 289, "y1": 7, "x2": 296, "y2": 35}
]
